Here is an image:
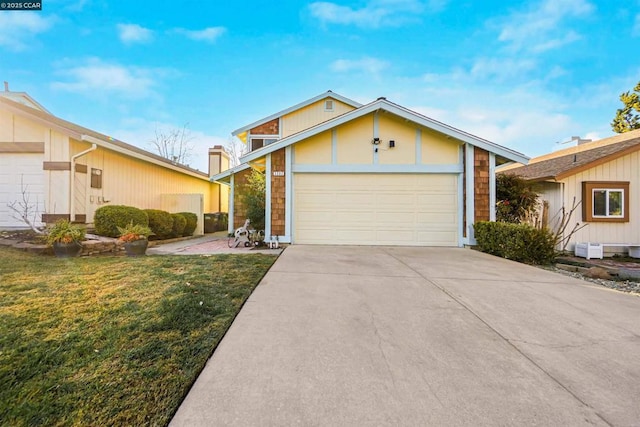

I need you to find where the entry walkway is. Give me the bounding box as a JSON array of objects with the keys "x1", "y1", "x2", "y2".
[
  {"x1": 171, "y1": 246, "x2": 640, "y2": 426},
  {"x1": 147, "y1": 233, "x2": 282, "y2": 255}
]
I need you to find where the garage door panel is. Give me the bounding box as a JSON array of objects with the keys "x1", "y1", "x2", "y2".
[
  {"x1": 416, "y1": 212, "x2": 457, "y2": 224},
  {"x1": 294, "y1": 173, "x2": 459, "y2": 246}
]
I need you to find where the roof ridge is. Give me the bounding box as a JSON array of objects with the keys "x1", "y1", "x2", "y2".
[
  {"x1": 231, "y1": 91, "x2": 363, "y2": 136},
  {"x1": 530, "y1": 128, "x2": 640, "y2": 164}
]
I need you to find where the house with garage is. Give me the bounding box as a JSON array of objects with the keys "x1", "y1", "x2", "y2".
[
  {"x1": 500, "y1": 129, "x2": 640, "y2": 256},
  {"x1": 212, "y1": 91, "x2": 529, "y2": 246},
  {"x1": 0, "y1": 87, "x2": 229, "y2": 234}
]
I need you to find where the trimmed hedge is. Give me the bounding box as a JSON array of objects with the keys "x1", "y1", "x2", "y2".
[
  {"x1": 474, "y1": 221, "x2": 556, "y2": 265},
  {"x1": 144, "y1": 209, "x2": 174, "y2": 240},
  {"x1": 94, "y1": 205, "x2": 148, "y2": 238},
  {"x1": 170, "y1": 213, "x2": 187, "y2": 238},
  {"x1": 179, "y1": 212, "x2": 198, "y2": 236}
]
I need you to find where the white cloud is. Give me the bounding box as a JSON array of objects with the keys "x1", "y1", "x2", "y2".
[
  {"x1": 51, "y1": 58, "x2": 169, "y2": 99},
  {"x1": 63, "y1": 0, "x2": 89, "y2": 12},
  {"x1": 173, "y1": 27, "x2": 226, "y2": 43},
  {"x1": 470, "y1": 57, "x2": 537, "y2": 81},
  {"x1": 633, "y1": 13, "x2": 640, "y2": 36},
  {"x1": 309, "y1": 0, "x2": 438, "y2": 28},
  {"x1": 330, "y1": 57, "x2": 389, "y2": 75},
  {"x1": 497, "y1": 0, "x2": 593, "y2": 53},
  {"x1": 117, "y1": 23, "x2": 153, "y2": 45},
  {"x1": 0, "y1": 12, "x2": 55, "y2": 51}
]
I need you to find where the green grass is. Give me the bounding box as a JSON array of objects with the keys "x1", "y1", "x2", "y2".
[{"x1": 0, "y1": 247, "x2": 276, "y2": 426}]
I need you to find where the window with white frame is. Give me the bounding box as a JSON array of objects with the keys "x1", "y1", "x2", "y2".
[
  {"x1": 582, "y1": 181, "x2": 629, "y2": 223},
  {"x1": 592, "y1": 189, "x2": 623, "y2": 217},
  {"x1": 250, "y1": 138, "x2": 278, "y2": 152}
]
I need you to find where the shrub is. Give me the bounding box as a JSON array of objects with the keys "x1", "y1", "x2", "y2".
[
  {"x1": 170, "y1": 213, "x2": 187, "y2": 238},
  {"x1": 496, "y1": 174, "x2": 539, "y2": 223},
  {"x1": 94, "y1": 205, "x2": 148, "y2": 238},
  {"x1": 179, "y1": 212, "x2": 198, "y2": 236},
  {"x1": 474, "y1": 221, "x2": 556, "y2": 265},
  {"x1": 241, "y1": 169, "x2": 265, "y2": 231},
  {"x1": 144, "y1": 209, "x2": 174, "y2": 239}
]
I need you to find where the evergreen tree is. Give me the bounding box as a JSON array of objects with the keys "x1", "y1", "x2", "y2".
[{"x1": 611, "y1": 81, "x2": 640, "y2": 133}]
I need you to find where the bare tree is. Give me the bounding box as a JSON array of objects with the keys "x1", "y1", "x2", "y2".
[
  {"x1": 150, "y1": 123, "x2": 195, "y2": 165},
  {"x1": 7, "y1": 175, "x2": 46, "y2": 234},
  {"x1": 549, "y1": 197, "x2": 588, "y2": 252},
  {"x1": 224, "y1": 137, "x2": 246, "y2": 167}
]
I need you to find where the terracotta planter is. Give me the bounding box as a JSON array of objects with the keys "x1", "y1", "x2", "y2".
[
  {"x1": 52, "y1": 241, "x2": 82, "y2": 258},
  {"x1": 124, "y1": 239, "x2": 148, "y2": 257}
]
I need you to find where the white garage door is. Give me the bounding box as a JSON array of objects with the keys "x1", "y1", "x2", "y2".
[
  {"x1": 294, "y1": 173, "x2": 459, "y2": 246},
  {"x1": 0, "y1": 153, "x2": 44, "y2": 228}
]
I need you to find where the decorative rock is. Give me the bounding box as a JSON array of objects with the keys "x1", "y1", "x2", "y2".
[{"x1": 586, "y1": 267, "x2": 612, "y2": 280}]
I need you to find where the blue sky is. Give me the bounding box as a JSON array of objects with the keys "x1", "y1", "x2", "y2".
[{"x1": 1, "y1": 0, "x2": 639, "y2": 172}]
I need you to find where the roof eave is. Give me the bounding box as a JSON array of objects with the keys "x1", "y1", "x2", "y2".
[
  {"x1": 210, "y1": 163, "x2": 251, "y2": 183},
  {"x1": 240, "y1": 99, "x2": 530, "y2": 164}
]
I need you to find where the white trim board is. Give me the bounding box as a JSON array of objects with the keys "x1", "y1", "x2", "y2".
[
  {"x1": 292, "y1": 164, "x2": 463, "y2": 174},
  {"x1": 240, "y1": 98, "x2": 529, "y2": 165}
]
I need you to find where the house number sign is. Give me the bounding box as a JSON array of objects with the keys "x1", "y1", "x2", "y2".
[{"x1": 272, "y1": 171, "x2": 285, "y2": 176}]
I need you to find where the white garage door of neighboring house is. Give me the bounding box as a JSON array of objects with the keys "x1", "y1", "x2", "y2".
[
  {"x1": 294, "y1": 173, "x2": 459, "y2": 246},
  {"x1": 0, "y1": 153, "x2": 45, "y2": 228}
]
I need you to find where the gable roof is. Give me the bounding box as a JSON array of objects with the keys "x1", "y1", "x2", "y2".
[
  {"x1": 239, "y1": 97, "x2": 529, "y2": 165},
  {"x1": 0, "y1": 91, "x2": 51, "y2": 113},
  {"x1": 231, "y1": 90, "x2": 362, "y2": 137},
  {"x1": 0, "y1": 95, "x2": 209, "y2": 180},
  {"x1": 502, "y1": 129, "x2": 640, "y2": 181}
]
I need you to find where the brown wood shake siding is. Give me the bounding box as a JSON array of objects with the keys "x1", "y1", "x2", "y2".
[
  {"x1": 474, "y1": 147, "x2": 490, "y2": 222},
  {"x1": 270, "y1": 149, "x2": 286, "y2": 236},
  {"x1": 250, "y1": 118, "x2": 279, "y2": 135}
]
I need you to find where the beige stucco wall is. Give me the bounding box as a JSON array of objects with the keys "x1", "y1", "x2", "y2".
[
  {"x1": 378, "y1": 114, "x2": 416, "y2": 165},
  {"x1": 292, "y1": 112, "x2": 462, "y2": 167},
  {"x1": 294, "y1": 130, "x2": 332, "y2": 164},
  {"x1": 421, "y1": 128, "x2": 461, "y2": 164},
  {"x1": 336, "y1": 114, "x2": 375, "y2": 164},
  {"x1": 281, "y1": 99, "x2": 356, "y2": 138}
]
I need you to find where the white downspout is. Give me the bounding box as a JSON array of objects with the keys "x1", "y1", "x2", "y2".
[{"x1": 70, "y1": 143, "x2": 97, "y2": 222}]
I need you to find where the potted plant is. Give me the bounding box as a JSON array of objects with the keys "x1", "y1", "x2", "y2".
[
  {"x1": 46, "y1": 219, "x2": 85, "y2": 258},
  {"x1": 117, "y1": 222, "x2": 152, "y2": 256}
]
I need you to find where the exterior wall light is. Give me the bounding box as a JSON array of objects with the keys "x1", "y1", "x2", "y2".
[
  {"x1": 389, "y1": 140, "x2": 395, "y2": 148},
  {"x1": 372, "y1": 137, "x2": 380, "y2": 145}
]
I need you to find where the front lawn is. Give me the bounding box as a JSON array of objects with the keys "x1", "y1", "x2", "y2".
[{"x1": 0, "y1": 247, "x2": 276, "y2": 426}]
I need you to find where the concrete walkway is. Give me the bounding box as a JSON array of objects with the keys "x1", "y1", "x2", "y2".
[{"x1": 170, "y1": 246, "x2": 640, "y2": 426}]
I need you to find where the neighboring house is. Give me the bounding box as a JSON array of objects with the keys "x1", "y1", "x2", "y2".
[
  {"x1": 212, "y1": 91, "x2": 529, "y2": 246},
  {"x1": 500, "y1": 129, "x2": 640, "y2": 253},
  {"x1": 0, "y1": 88, "x2": 229, "y2": 234}
]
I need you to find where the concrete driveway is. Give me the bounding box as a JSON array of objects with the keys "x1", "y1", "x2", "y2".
[{"x1": 170, "y1": 246, "x2": 640, "y2": 426}]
